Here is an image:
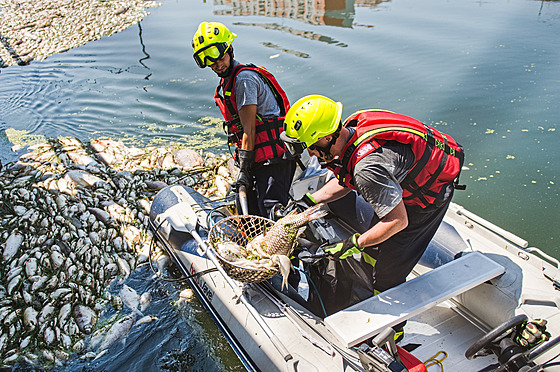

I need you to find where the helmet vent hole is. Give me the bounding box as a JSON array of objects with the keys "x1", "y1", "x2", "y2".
[
  {"x1": 198, "y1": 36, "x2": 204, "y2": 43},
  {"x1": 214, "y1": 27, "x2": 219, "y2": 35},
  {"x1": 294, "y1": 120, "x2": 302, "y2": 131}
]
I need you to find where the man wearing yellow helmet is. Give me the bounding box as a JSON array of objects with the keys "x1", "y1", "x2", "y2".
[
  {"x1": 281, "y1": 95, "x2": 465, "y2": 314},
  {"x1": 192, "y1": 22, "x2": 295, "y2": 217}
]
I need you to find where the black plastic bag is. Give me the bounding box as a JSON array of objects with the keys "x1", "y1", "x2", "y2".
[{"x1": 305, "y1": 255, "x2": 375, "y2": 317}]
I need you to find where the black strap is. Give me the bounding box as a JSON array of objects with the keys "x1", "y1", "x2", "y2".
[
  {"x1": 401, "y1": 126, "x2": 435, "y2": 194},
  {"x1": 403, "y1": 129, "x2": 450, "y2": 203}
]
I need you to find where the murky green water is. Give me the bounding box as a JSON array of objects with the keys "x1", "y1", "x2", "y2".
[{"x1": 1, "y1": 0, "x2": 559, "y2": 369}]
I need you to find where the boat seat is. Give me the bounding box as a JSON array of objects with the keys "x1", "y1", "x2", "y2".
[{"x1": 324, "y1": 251, "x2": 505, "y2": 348}]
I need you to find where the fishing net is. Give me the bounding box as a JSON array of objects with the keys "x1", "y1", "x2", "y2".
[{"x1": 209, "y1": 215, "x2": 279, "y2": 283}]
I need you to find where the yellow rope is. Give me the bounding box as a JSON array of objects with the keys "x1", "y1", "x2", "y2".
[{"x1": 424, "y1": 350, "x2": 448, "y2": 372}]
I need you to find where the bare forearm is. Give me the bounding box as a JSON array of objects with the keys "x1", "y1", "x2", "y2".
[
  {"x1": 356, "y1": 200, "x2": 408, "y2": 249},
  {"x1": 239, "y1": 104, "x2": 257, "y2": 150}
]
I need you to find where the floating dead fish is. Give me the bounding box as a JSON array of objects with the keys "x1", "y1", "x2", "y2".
[
  {"x1": 23, "y1": 307, "x2": 38, "y2": 329},
  {"x1": 66, "y1": 170, "x2": 107, "y2": 188},
  {"x1": 73, "y1": 305, "x2": 97, "y2": 334},
  {"x1": 177, "y1": 288, "x2": 194, "y2": 305},
  {"x1": 139, "y1": 292, "x2": 152, "y2": 313},
  {"x1": 3, "y1": 233, "x2": 24, "y2": 262},
  {"x1": 136, "y1": 315, "x2": 157, "y2": 325},
  {"x1": 119, "y1": 285, "x2": 140, "y2": 315},
  {"x1": 145, "y1": 181, "x2": 168, "y2": 190},
  {"x1": 87, "y1": 207, "x2": 114, "y2": 226},
  {"x1": 97, "y1": 313, "x2": 137, "y2": 352},
  {"x1": 173, "y1": 148, "x2": 204, "y2": 169}
]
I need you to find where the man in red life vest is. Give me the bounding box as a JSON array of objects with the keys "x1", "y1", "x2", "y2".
[
  {"x1": 281, "y1": 95, "x2": 465, "y2": 317},
  {"x1": 192, "y1": 22, "x2": 295, "y2": 217}
]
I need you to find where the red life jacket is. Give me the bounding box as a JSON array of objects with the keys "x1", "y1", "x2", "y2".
[
  {"x1": 330, "y1": 109, "x2": 465, "y2": 209},
  {"x1": 214, "y1": 63, "x2": 290, "y2": 163}
]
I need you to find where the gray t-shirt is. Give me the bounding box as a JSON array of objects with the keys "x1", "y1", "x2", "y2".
[
  {"x1": 350, "y1": 128, "x2": 415, "y2": 219},
  {"x1": 233, "y1": 61, "x2": 281, "y2": 118}
]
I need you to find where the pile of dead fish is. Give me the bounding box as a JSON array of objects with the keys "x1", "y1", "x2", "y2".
[
  {"x1": 0, "y1": 136, "x2": 237, "y2": 367},
  {"x1": 0, "y1": 0, "x2": 161, "y2": 67}
]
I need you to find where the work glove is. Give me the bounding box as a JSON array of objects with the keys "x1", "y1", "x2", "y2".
[
  {"x1": 515, "y1": 319, "x2": 551, "y2": 348},
  {"x1": 294, "y1": 192, "x2": 325, "y2": 215},
  {"x1": 234, "y1": 170, "x2": 252, "y2": 193},
  {"x1": 234, "y1": 149, "x2": 255, "y2": 193},
  {"x1": 300, "y1": 192, "x2": 317, "y2": 207},
  {"x1": 323, "y1": 233, "x2": 361, "y2": 260}
]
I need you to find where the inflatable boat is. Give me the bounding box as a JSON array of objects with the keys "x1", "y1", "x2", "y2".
[{"x1": 149, "y1": 161, "x2": 560, "y2": 372}]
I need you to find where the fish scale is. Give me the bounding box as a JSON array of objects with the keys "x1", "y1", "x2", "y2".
[{"x1": 255, "y1": 203, "x2": 328, "y2": 256}]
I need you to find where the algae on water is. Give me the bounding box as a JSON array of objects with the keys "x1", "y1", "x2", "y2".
[{"x1": 5, "y1": 128, "x2": 47, "y2": 147}]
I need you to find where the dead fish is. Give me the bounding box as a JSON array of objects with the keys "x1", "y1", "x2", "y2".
[
  {"x1": 3, "y1": 233, "x2": 24, "y2": 262},
  {"x1": 97, "y1": 313, "x2": 137, "y2": 352},
  {"x1": 271, "y1": 254, "x2": 293, "y2": 291},
  {"x1": 119, "y1": 285, "x2": 141, "y2": 315},
  {"x1": 177, "y1": 288, "x2": 194, "y2": 305},
  {"x1": 136, "y1": 315, "x2": 157, "y2": 325},
  {"x1": 250, "y1": 203, "x2": 327, "y2": 256},
  {"x1": 139, "y1": 292, "x2": 152, "y2": 313},
  {"x1": 216, "y1": 243, "x2": 293, "y2": 290},
  {"x1": 88, "y1": 207, "x2": 114, "y2": 226},
  {"x1": 73, "y1": 305, "x2": 97, "y2": 334},
  {"x1": 66, "y1": 170, "x2": 106, "y2": 188},
  {"x1": 145, "y1": 180, "x2": 168, "y2": 190},
  {"x1": 173, "y1": 148, "x2": 204, "y2": 169},
  {"x1": 23, "y1": 307, "x2": 38, "y2": 329},
  {"x1": 216, "y1": 242, "x2": 255, "y2": 262}
]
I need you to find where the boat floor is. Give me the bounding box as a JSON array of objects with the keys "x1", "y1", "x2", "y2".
[{"x1": 401, "y1": 297, "x2": 497, "y2": 370}]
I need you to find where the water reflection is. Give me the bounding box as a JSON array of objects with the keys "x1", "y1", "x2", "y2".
[
  {"x1": 234, "y1": 21, "x2": 348, "y2": 47},
  {"x1": 214, "y1": 0, "x2": 389, "y2": 27},
  {"x1": 137, "y1": 23, "x2": 152, "y2": 80}
]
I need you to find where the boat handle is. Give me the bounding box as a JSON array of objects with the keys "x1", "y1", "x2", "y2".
[{"x1": 524, "y1": 247, "x2": 560, "y2": 269}]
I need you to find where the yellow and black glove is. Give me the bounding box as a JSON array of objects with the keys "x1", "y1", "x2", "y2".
[
  {"x1": 515, "y1": 318, "x2": 551, "y2": 348},
  {"x1": 300, "y1": 192, "x2": 317, "y2": 207},
  {"x1": 324, "y1": 233, "x2": 361, "y2": 260}
]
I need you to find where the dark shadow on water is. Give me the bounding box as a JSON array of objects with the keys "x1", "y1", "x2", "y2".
[{"x1": 137, "y1": 23, "x2": 152, "y2": 81}]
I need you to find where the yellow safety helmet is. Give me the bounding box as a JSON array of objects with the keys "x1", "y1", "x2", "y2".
[
  {"x1": 192, "y1": 22, "x2": 237, "y2": 68},
  {"x1": 280, "y1": 95, "x2": 343, "y2": 156}
]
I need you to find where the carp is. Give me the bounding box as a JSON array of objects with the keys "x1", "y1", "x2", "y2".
[
  {"x1": 248, "y1": 203, "x2": 327, "y2": 256},
  {"x1": 216, "y1": 204, "x2": 327, "y2": 289}
]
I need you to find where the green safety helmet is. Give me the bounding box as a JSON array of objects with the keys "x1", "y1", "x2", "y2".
[
  {"x1": 280, "y1": 95, "x2": 343, "y2": 157},
  {"x1": 192, "y1": 22, "x2": 237, "y2": 68}
]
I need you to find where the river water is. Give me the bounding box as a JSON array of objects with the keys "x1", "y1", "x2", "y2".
[{"x1": 1, "y1": 0, "x2": 559, "y2": 370}]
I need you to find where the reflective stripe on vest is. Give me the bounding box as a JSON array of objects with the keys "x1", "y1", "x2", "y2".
[
  {"x1": 330, "y1": 109, "x2": 465, "y2": 209},
  {"x1": 214, "y1": 64, "x2": 290, "y2": 163}
]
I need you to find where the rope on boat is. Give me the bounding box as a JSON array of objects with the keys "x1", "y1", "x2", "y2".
[{"x1": 424, "y1": 350, "x2": 448, "y2": 371}]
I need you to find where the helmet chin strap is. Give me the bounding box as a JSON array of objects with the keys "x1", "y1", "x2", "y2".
[{"x1": 314, "y1": 129, "x2": 340, "y2": 163}]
